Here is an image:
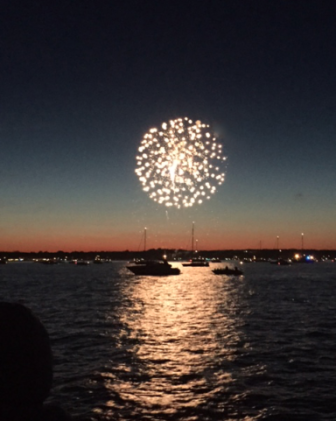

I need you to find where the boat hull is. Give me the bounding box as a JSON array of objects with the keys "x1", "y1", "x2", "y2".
[
  {"x1": 212, "y1": 268, "x2": 243, "y2": 276},
  {"x1": 182, "y1": 262, "x2": 209, "y2": 267}
]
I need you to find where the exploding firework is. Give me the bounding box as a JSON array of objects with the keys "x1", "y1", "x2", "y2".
[{"x1": 135, "y1": 117, "x2": 226, "y2": 208}]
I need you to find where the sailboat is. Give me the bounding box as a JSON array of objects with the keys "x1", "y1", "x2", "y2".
[
  {"x1": 182, "y1": 222, "x2": 209, "y2": 267},
  {"x1": 130, "y1": 227, "x2": 148, "y2": 264}
]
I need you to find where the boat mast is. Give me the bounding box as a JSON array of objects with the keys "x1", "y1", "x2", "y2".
[
  {"x1": 191, "y1": 221, "x2": 195, "y2": 252},
  {"x1": 144, "y1": 227, "x2": 147, "y2": 252}
]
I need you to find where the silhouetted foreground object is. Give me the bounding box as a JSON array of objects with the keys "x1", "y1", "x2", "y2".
[{"x1": 0, "y1": 302, "x2": 71, "y2": 421}]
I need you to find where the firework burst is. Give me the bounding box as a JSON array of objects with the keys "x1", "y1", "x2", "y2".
[{"x1": 135, "y1": 117, "x2": 226, "y2": 208}]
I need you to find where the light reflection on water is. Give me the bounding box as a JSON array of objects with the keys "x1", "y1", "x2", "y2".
[{"x1": 100, "y1": 268, "x2": 256, "y2": 419}]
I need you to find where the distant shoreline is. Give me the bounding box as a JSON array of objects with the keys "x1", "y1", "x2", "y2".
[{"x1": 0, "y1": 248, "x2": 335, "y2": 262}]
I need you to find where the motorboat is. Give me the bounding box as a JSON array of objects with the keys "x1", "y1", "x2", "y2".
[
  {"x1": 127, "y1": 260, "x2": 180, "y2": 276},
  {"x1": 269, "y1": 258, "x2": 291, "y2": 266},
  {"x1": 76, "y1": 260, "x2": 91, "y2": 266},
  {"x1": 182, "y1": 257, "x2": 209, "y2": 267},
  {"x1": 130, "y1": 258, "x2": 147, "y2": 264},
  {"x1": 212, "y1": 266, "x2": 243, "y2": 276},
  {"x1": 293, "y1": 254, "x2": 316, "y2": 263},
  {"x1": 39, "y1": 259, "x2": 59, "y2": 265}
]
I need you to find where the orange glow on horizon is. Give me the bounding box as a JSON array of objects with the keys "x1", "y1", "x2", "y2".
[{"x1": 0, "y1": 230, "x2": 335, "y2": 253}]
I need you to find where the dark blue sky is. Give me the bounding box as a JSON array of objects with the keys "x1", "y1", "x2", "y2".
[{"x1": 1, "y1": 0, "x2": 335, "y2": 251}]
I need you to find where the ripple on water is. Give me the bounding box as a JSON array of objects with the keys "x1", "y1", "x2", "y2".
[{"x1": 1, "y1": 262, "x2": 336, "y2": 420}]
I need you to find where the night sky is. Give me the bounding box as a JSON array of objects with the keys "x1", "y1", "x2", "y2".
[{"x1": 1, "y1": 0, "x2": 335, "y2": 252}]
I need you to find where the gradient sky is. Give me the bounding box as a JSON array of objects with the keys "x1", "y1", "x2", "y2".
[{"x1": 1, "y1": 0, "x2": 335, "y2": 252}]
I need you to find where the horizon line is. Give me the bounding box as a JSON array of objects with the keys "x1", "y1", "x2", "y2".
[{"x1": 1, "y1": 248, "x2": 336, "y2": 254}]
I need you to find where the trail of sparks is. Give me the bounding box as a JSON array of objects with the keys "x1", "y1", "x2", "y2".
[{"x1": 135, "y1": 117, "x2": 226, "y2": 208}]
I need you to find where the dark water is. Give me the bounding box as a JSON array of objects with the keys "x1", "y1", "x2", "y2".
[{"x1": 1, "y1": 261, "x2": 336, "y2": 420}]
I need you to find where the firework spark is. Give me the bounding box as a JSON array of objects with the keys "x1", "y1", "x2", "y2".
[{"x1": 135, "y1": 117, "x2": 226, "y2": 208}]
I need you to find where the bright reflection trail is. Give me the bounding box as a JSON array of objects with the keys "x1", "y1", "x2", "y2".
[{"x1": 101, "y1": 268, "x2": 252, "y2": 419}]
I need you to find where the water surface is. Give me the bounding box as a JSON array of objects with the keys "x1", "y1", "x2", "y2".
[{"x1": 1, "y1": 261, "x2": 336, "y2": 420}]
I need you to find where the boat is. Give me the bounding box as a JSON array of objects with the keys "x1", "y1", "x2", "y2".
[
  {"x1": 212, "y1": 266, "x2": 243, "y2": 276},
  {"x1": 130, "y1": 258, "x2": 147, "y2": 264},
  {"x1": 76, "y1": 260, "x2": 91, "y2": 266},
  {"x1": 182, "y1": 257, "x2": 209, "y2": 267},
  {"x1": 293, "y1": 254, "x2": 316, "y2": 263},
  {"x1": 269, "y1": 258, "x2": 291, "y2": 266},
  {"x1": 130, "y1": 228, "x2": 149, "y2": 265},
  {"x1": 182, "y1": 222, "x2": 209, "y2": 267},
  {"x1": 127, "y1": 260, "x2": 180, "y2": 276},
  {"x1": 39, "y1": 259, "x2": 59, "y2": 265}
]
